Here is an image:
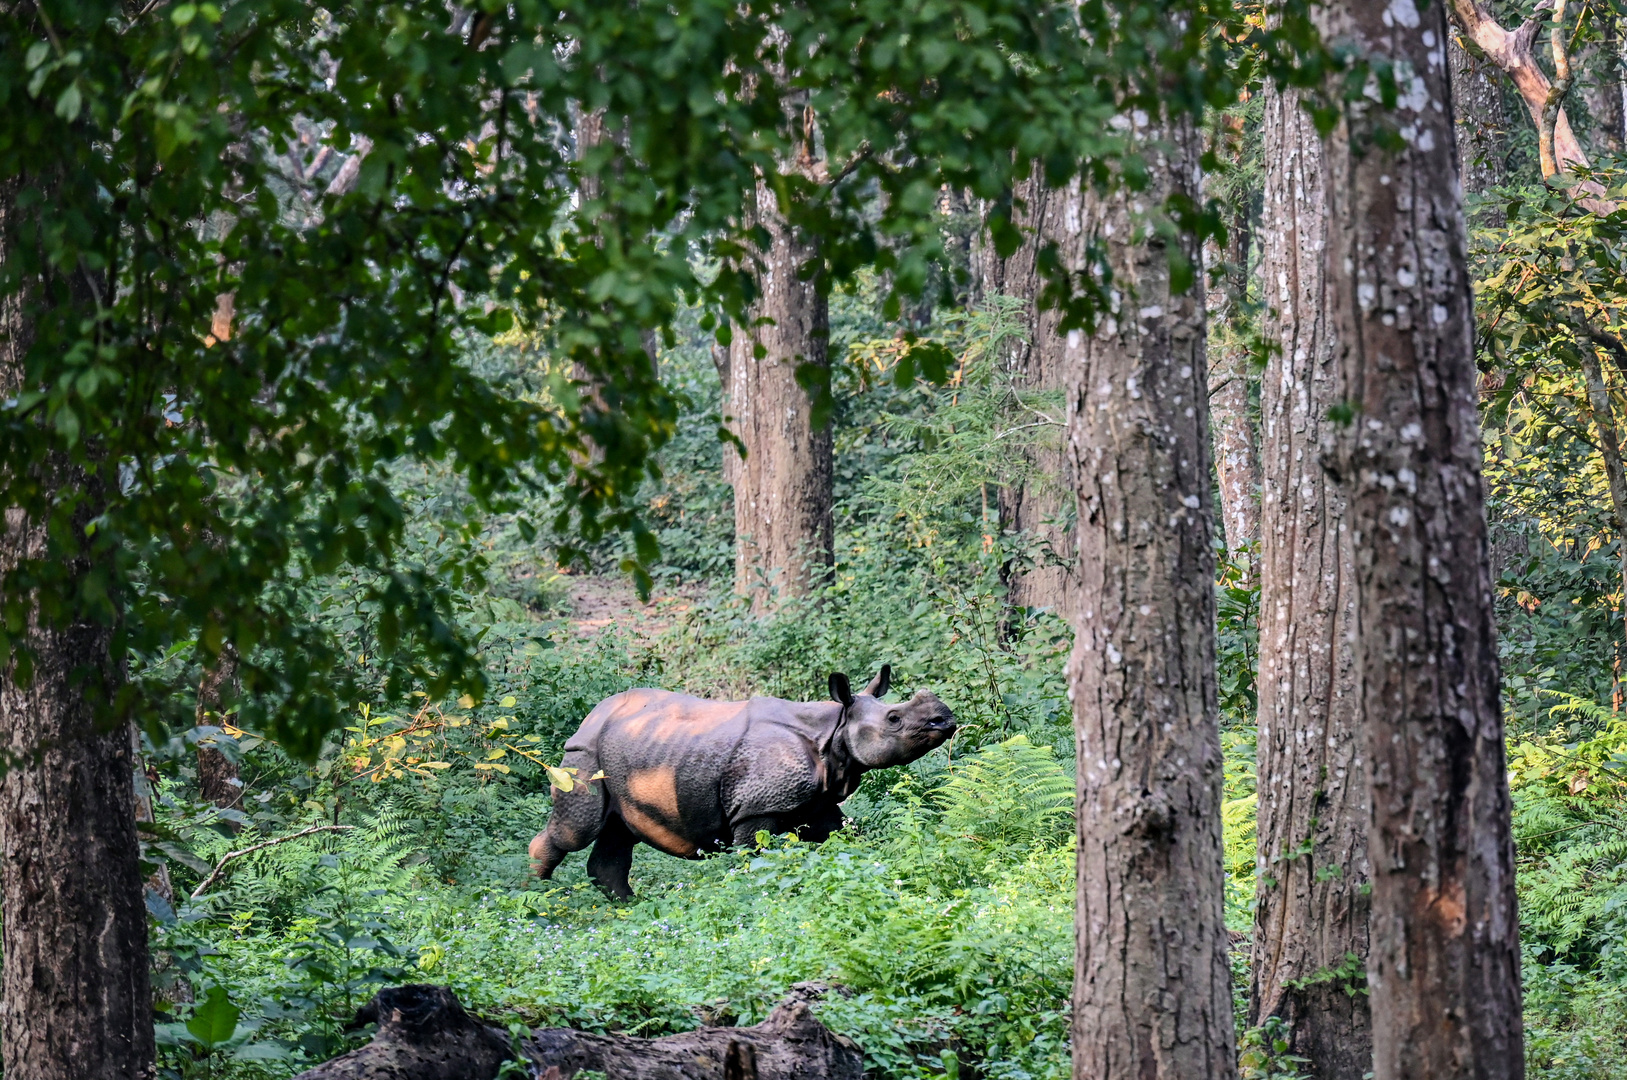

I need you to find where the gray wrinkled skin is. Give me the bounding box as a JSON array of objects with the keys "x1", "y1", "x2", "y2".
[{"x1": 528, "y1": 666, "x2": 955, "y2": 898}]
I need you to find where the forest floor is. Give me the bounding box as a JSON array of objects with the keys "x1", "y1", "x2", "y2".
[{"x1": 559, "y1": 572, "x2": 705, "y2": 642}]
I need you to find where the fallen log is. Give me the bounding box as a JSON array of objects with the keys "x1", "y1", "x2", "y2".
[
  {"x1": 523, "y1": 991, "x2": 864, "y2": 1080},
  {"x1": 291, "y1": 984, "x2": 512, "y2": 1080},
  {"x1": 294, "y1": 983, "x2": 865, "y2": 1080}
]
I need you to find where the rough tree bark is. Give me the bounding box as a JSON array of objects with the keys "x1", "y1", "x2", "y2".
[
  {"x1": 1449, "y1": 31, "x2": 1509, "y2": 193},
  {"x1": 0, "y1": 179, "x2": 155, "y2": 1080},
  {"x1": 1449, "y1": 0, "x2": 1590, "y2": 173},
  {"x1": 722, "y1": 171, "x2": 833, "y2": 610},
  {"x1": 1322, "y1": 1, "x2": 1525, "y2": 1076},
  {"x1": 1205, "y1": 216, "x2": 1260, "y2": 570},
  {"x1": 1581, "y1": 16, "x2": 1626, "y2": 156},
  {"x1": 1247, "y1": 87, "x2": 1371, "y2": 1080},
  {"x1": 196, "y1": 643, "x2": 242, "y2": 822},
  {"x1": 292, "y1": 985, "x2": 511, "y2": 1080},
  {"x1": 1066, "y1": 111, "x2": 1237, "y2": 1080},
  {"x1": 980, "y1": 171, "x2": 1079, "y2": 618}
]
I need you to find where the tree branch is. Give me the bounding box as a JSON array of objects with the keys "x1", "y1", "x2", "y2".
[{"x1": 189, "y1": 824, "x2": 354, "y2": 899}]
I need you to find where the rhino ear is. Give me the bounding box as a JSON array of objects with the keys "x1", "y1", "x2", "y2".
[
  {"x1": 862, "y1": 664, "x2": 892, "y2": 699},
  {"x1": 829, "y1": 673, "x2": 854, "y2": 707}
]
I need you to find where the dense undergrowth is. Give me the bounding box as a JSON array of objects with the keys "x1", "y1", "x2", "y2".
[{"x1": 142, "y1": 291, "x2": 1627, "y2": 1079}]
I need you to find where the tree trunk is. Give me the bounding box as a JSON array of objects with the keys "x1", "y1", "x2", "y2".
[
  {"x1": 1205, "y1": 218, "x2": 1260, "y2": 569},
  {"x1": 1322, "y1": 3, "x2": 1525, "y2": 1077},
  {"x1": 1581, "y1": 18, "x2": 1626, "y2": 157},
  {"x1": 0, "y1": 181, "x2": 155, "y2": 1080},
  {"x1": 1449, "y1": 31, "x2": 1508, "y2": 194},
  {"x1": 1248, "y1": 86, "x2": 1371, "y2": 1080},
  {"x1": 196, "y1": 644, "x2": 242, "y2": 822},
  {"x1": 1066, "y1": 113, "x2": 1237, "y2": 1080},
  {"x1": 985, "y1": 172, "x2": 1079, "y2": 618},
  {"x1": 1580, "y1": 348, "x2": 1627, "y2": 695},
  {"x1": 724, "y1": 177, "x2": 833, "y2": 610}
]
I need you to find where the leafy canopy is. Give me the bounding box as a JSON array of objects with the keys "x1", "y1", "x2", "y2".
[{"x1": 1, "y1": 0, "x2": 1318, "y2": 754}]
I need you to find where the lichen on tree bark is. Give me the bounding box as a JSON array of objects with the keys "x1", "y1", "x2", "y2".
[
  {"x1": 1066, "y1": 110, "x2": 1237, "y2": 1080},
  {"x1": 1322, "y1": 1, "x2": 1525, "y2": 1075},
  {"x1": 1248, "y1": 85, "x2": 1371, "y2": 1080}
]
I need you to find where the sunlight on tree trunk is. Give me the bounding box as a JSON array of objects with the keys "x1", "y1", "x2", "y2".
[
  {"x1": 1323, "y1": 1, "x2": 1525, "y2": 1075},
  {"x1": 1248, "y1": 86, "x2": 1371, "y2": 1079},
  {"x1": 1066, "y1": 110, "x2": 1237, "y2": 1080}
]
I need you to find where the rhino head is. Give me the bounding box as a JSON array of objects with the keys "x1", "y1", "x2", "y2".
[{"x1": 827, "y1": 665, "x2": 957, "y2": 769}]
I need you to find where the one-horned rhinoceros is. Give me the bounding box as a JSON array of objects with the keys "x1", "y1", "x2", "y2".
[{"x1": 528, "y1": 665, "x2": 955, "y2": 898}]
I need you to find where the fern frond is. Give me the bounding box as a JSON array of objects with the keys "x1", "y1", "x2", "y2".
[{"x1": 934, "y1": 735, "x2": 1074, "y2": 850}]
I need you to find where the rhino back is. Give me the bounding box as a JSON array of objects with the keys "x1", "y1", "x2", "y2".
[{"x1": 584, "y1": 692, "x2": 838, "y2": 854}]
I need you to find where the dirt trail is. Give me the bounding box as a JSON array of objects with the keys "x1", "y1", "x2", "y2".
[{"x1": 561, "y1": 573, "x2": 705, "y2": 642}]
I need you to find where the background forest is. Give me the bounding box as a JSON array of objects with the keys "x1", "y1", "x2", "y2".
[
  {"x1": 137, "y1": 31, "x2": 1627, "y2": 1076},
  {"x1": 8, "y1": 0, "x2": 1627, "y2": 1077}
]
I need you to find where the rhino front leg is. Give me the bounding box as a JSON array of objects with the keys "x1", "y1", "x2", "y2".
[
  {"x1": 729, "y1": 815, "x2": 784, "y2": 848},
  {"x1": 585, "y1": 814, "x2": 638, "y2": 900}
]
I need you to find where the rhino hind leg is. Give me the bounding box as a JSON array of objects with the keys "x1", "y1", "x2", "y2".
[{"x1": 585, "y1": 814, "x2": 638, "y2": 900}]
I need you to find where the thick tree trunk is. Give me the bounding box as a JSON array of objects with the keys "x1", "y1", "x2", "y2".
[
  {"x1": 1322, "y1": 3, "x2": 1525, "y2": 1077},
  {"x1": 1066, "y1": 113, "x2": 1237, "y2": 1080},
  {"x1": 724, "y1": 177, "x2": 833, "y2": 610},
  {"x1": 0, "y1": 182, "x2": 155, "y2": 1080},
  {"x1": 985, "y1": 172, "x2": 1079, "y2": 618},
  {"x1": 1248, "y1": 87, "x2": 1371, "y2": 1080},
  {"x1": 1450, "y1": 32, "x2": 1508, "y2": 194}
]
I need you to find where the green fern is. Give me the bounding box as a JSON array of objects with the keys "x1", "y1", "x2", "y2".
[{"x1": 934, "y1": 735, "x2": 1074, "y2": 850}]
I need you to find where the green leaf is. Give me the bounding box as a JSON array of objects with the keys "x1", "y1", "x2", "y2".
[
  {"x1": 186, "y1": 986, "x2": 240, "y2": 1049},
  {"x1": 54, "y1": 82, "x2": 82, "y2": 122},
  {"x1": 24, "y1": 42, "x2": 50, "y2": 71}
]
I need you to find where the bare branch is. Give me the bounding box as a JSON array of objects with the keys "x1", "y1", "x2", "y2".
[{"x1": 189, "y1": 824, "x2": 354, "y2": 899}]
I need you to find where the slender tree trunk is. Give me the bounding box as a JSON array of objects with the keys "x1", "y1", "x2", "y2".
[
  {"x1": 1580, "y1": 349, "x2": 1627, "y2": 698},
  {"x1": 724, "y1": 175, "x2": 833, "y2": 609},
  {"x1": 1248, "y1": 86, "x2": 1371, "y2": 1080},
  {"x1": 1205, "y1": 218, "x2": 1260, "y2": 570},
  {"x1": 985, "y1": 171, "x2": 1078, "y2": 618},
  {"x1": 0, "y1": 181, "x2": 155, "y2": 1080},
  {"x1": 1449, "y1": 32, "x2": 1509, "y2": 194},
  {"x1": 1581, "y1": 18, "x2": 1626, "y2": 157},
  {"x1": 196, "y1": 644, "x2": 242, "y2": 821},
  {"x1": 1067, "y1": 112, "x2": 1237, "y2": 1080},
  {"x1": 1322, "y1": 2, "x2": 1524, "y2": 1076}
]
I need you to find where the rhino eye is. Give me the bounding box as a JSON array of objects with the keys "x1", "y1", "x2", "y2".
[{"x1": 886, "y1": 711, "x2": 901, "y2": 725}]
